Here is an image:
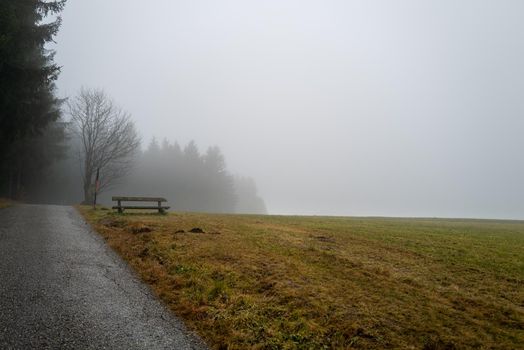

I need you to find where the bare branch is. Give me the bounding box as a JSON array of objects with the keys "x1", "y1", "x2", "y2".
[{"x1": 67, "y1": 88, "x2": 140, "y2": 203}]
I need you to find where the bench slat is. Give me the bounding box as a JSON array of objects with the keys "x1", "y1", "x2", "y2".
[
  {"x1": 112, "y1": 196, "x2": 167, "y2": 202},
  {"x1": 112, "y1": 206, "x2": 170, "y2": 210}
]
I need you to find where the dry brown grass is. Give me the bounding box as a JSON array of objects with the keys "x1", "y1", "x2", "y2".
[
  {"x1": 0, "y1": 198, "x2": 14, "y2": 209},
  {"x1": 78, "y1": 206, "x2": 524, "y2": 349}
]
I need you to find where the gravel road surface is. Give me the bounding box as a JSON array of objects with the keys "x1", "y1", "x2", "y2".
[{"x1": 0, "y1": 204, "x2": 207, "y2": 349}]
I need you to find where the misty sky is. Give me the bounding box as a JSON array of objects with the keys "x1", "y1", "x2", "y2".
[{"x1": 54, "y1": 0, "x2": 524, "y2": 219}]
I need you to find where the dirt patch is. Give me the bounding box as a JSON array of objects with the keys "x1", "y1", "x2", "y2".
[
  {"x1": 312, "y1": 235, "x2": 336, "y2": 243},
  {"x1": 127, "y1": 223, "x2": 153, "y2": 234},
  {"x1": 189, "y1": 227, "x2": 205, "y2": 233},
  {"x1": 99, "y1": 217, "x2": 126, "y2": 228}
]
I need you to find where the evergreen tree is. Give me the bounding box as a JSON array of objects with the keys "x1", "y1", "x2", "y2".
[
  {"x1": 233, "y1": 176, "x2": 267, "y2": 214},
  {"x1": 100, "y1": 139, "x2": 244, "y2": 214},
  {"x1": 0, "y1": 0, "x2": 66, "y2": 197}
]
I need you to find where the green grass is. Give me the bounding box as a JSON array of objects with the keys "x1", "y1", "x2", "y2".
[{"x1": 79, "y1": 207, "x2": 524, "y2": 349}]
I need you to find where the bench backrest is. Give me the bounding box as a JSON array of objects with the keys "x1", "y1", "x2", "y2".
[{"x1": 112, "y1": 196, "x2": 167, "y2": 202}]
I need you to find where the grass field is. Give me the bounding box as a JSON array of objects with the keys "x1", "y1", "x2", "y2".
[{"x1": 79, "y1": 206, "x2": 524, "y2": 349}]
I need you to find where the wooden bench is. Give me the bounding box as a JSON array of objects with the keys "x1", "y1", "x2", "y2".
[{"x1": 112, "y1": 196, "x2": 170, "y2": 214}]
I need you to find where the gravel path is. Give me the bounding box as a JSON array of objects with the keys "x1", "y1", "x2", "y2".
[{"x1": 0, "y1": 204, "x2": 208, "y2": 349}]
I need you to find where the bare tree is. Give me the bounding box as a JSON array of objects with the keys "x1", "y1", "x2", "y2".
[{"x1": 68, "y1": 88, "x2": 140, "y2": 203}]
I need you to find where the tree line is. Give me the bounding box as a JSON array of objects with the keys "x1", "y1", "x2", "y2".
[
  {"x1": 8, "y1": 84, "x2": 267, "y2": 214},
  {"x1": 97, "y1": 138, "x2": 267, "y2": 214},
  {"x1": 32, "y1": 125, "x2": 267, "y2": 214}
]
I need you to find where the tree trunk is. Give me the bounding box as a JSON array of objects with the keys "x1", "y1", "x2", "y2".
[
  {"x1": 8, "y1": 169, "x2": 13, "y2": 199},
  {"x1": 83, "y1": 157, "x2": 93, "y2": 204},
  {"x1": 83, "y1": 182, "x2": 92, "y2": 204},
  {"x1": 83, "y1": 173, "x2": 92, "y2": 204},
  {"x1": 16, "y1": 165, "x2": 22, "y2": 200}
]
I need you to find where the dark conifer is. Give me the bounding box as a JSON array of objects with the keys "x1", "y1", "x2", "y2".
[{"x1": 0, "y1": 0, "x2": 66, "y2": 197}]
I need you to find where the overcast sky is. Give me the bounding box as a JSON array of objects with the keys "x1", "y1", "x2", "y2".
[{"x1": 54, "y1": 0, "x2": 524, "y2": 219}]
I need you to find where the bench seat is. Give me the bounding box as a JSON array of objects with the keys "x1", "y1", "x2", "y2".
[
  {"x1": 112, "y1": 196, "x2": 170, "y2": 214},
  {"x1": 111, "y1": 206, "x2": 170, "y2": 210}
]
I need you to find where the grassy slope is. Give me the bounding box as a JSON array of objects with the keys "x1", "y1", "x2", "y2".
[{"x1": 78, "y1": 207, "x2": 524, "y2": 349}]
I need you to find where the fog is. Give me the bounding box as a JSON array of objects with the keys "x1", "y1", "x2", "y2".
[{"x1": 54, "y1": 0, "x2": 524, "y2": 219}]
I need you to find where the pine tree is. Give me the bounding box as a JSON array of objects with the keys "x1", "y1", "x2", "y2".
[{"x1": 0, "y1": 0, "x2": 66, "y2": 197}]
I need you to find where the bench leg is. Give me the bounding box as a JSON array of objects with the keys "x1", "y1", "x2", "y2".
[{"x1": 118, "y1": 200, "x2": 123, "y2": 214}]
